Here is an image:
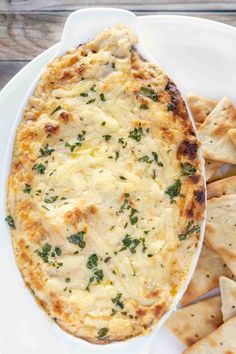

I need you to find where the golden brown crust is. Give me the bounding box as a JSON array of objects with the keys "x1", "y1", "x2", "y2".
[{"x1": 7, "y1": 24, "x2": 205, "y2": 343}]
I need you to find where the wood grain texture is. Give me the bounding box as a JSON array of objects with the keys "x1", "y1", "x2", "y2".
[
  {"x1": 0, "y1": 60, "x2": 28, "y2": 89},
  {"x1": 1, "y1": 0, "x2": 236, "y2": 11},
  {"x1": 1, "y1": 11, "x2": 236, "y2": 61}
]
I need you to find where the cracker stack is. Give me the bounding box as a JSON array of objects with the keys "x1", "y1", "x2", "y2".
[{"x1": 165, "y1": 94, "x2": 236, "y2": 353}]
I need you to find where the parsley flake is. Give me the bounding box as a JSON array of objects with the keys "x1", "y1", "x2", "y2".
[
  {"x1": 181, "y1": 162, "x2": 196, "y2": 176},
  {"x1": 128, "y1": 124, "x2": 144, "y2": 142},
  {"x1": 178, "y1": 221, "x2": 200, "y2": 241},
  {"x1": 32, "y1": 163, "x2": 46, "y2": 174},
  {"x1": 23, "y1": 183, "x2": 31, "y2": 194},
  {"x1": 140, "y1": 87, "x2": 158, "y2": 102},
  {"x1": 165, "y1": 179, "x2": 182, "y2": 203},
  {"x1": 5, "y1": 215, "x2": 15, "y2": 229},
  {"x1": 68, "y1": 231, "x2": 86, "y2": 248}
]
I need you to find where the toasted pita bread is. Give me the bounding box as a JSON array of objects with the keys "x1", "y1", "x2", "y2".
[
  {"x1": 205, "y1": 160, "x2": 223, "y2": 182},
  {"x1": 220, "y1": 276, "x2": 236, "y2": 322},
  {"x1": 181, "y1": 243, "x2": 234, "y2": 306},
  {"x1": 205, "y1": 194, "x2": 236, "y2": 276},
  {"x1": 228, "y1": 128, "x2": 236, "y2": 147},
  {"x1": 198, "y1": 97, "x2": 236, "y2": 164},
  {"x1": 165, "y1": 296, "x2": 222, "y2": 347},
  {"x1": 207, "y1": 176, "x2": 236, "y2": 199},
  {"x1": 183, "y1": 316, "x2": 236, "y2": 353},
  {"x1": 186, "y1": 93, "x2": 217, "y2": 124},
  {"x1": 208, "y1": 163, "x2": 236, "y2": 183}
]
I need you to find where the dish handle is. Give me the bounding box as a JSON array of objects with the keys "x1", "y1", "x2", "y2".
[{"x1": 59, "y1": 7, "x2": 138, "y2": 55}]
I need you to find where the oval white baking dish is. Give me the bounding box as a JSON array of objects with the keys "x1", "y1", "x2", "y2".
[{"x1": 2, "y1": 8, "x2": 206, "y2": 354}]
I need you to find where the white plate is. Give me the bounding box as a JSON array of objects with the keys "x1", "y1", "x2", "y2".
[{"x1": 0, "y1": 14, "x2": 235, "y2": 354}]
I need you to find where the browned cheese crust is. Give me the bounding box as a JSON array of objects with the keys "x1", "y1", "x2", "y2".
[{"x1": 7, "y1": 24, "x2": 205, "y2": 343}]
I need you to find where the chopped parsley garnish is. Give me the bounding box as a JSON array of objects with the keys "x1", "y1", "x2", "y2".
[
  {"x1": 120, "y1": 234, "x2": 140, "y2": 254},
  {"x1": 140, "y1": 87, "x2": 158, "y2": 102},
  {"x1": 36, "y1": 244, "x2": 62, "y2": 268},
  {"x1": 119, "y1": 176, "x2": 126, "y2": 180},
  {"x1": 147, "y1": 254, "x2": 153, "y2": 257},
  {"x1": 118, "y1": 137, "x2": 127, "y2": 148},
  {"x1": 139, "y1": 103, "x2": 149, "y2": 109},
  {"x1": 85, "y1": 276, "x2": 94, "y2": 292},
  {"x1": 128, "y1": 124, "x2": 144, "y2": 142},
  {"x1": 115, "y1": 151, "x2": 119, "y2": 161},
  {"x1": 140, "y1": 237, "x2": 147, "y2": 252},
  {"x1": 112, "y1": 62, "x2": 115, "y2": 69},
  {"x1": 178, "y1": 220, "x2": 200, "y2": 241},
  {"x1": 80, "y1": 92, "x2": 88, "y2": 97},
  {"x1": 96, "y1": 327, "x2": 109, "y2": 340},
  {"x1": 152, "y1": 152, "x2": 163, "y2": 166},
  {"x1": 138, "y1": 155, "x2": 152, "y2": 164},
  {"x1": 39, "y1": 144, "x2": 54, "y2": 158},
  {"x1": 165, "y1": 179, "x2": 182, "y2": 203},
  {"x1": 44, "y1": 195, "x2": 58, "y2": 203},
  {"x1": 104, "y1": 256, "x2": 111, "y2": 263},
  {"x1": 138, "y1": 152, "x2": 163, "y2": 167},
  {"x1": 87, "y1": 253, "x2": 98, "y2": 269},
  {"x1": 54, "y1": 247, "x2": 61, "y2": 256},
  {"x1": 94, "y1": 269, "x2": 104, "y2": 282},
  {"x1": 65, "y1": 130, "x2": 86, "y2": 152},
  {"x1": 101, "y1": 121, "x2": 106, "y2": 126},
  {"x1": 103, "y1": 134, "x2": 111, "y2": 142},
  {"x1": 5, "y1": 215, "x2": 15, "y2": 229},
  {"x1": 77, "y1": 131, "x2": 86, "y2": 142},
  {"x1": 100, "y1": 93, "x2": 106, "y2": 101},
  {"x1": 68, "y1": 231, "x2": 86, "y2": 248},
  {"x1": 112, "y1": 293, "x2": 124, "y2": 309},
  {"x1": 129, "y1": 208, "x2": 138, "y2": 225},
  {"x1": 51, "y1": 105, "x2": 61, "y2": 115},
  {"x1": 65, "y1": 277, "x2": 70, "y2": 283},
  {"x1": 86, "y1": 98, "x2": 96, "y2": 104},
  {"x1": 32, "y1": 163, "x2": 46, "y2": 174},
  {"x1": 90, "y1": 85, "x2": 96, "y2": 92},
  {"x1": 119, "y1": 194, "x2": 131, "y2": 213},
  {"x1": 23, "y1": 183, "x2": 31, "y2": 193},
  {"x1": 181, "y1": 162, "x2": 196, "y2": 176},
  {"x1": 37, "y1": 243, "x2": 51, "y2": 263}
]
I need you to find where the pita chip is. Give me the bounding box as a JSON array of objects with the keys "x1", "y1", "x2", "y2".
[
  {"x1": 183, "y1": 316, "x2": 236, "y2": 354},
  {"x1": 181, "y1": 243, "x2": 234, "y2": 306},
  {"x1": 198, "y1": 97, "x2": 236, "y2": 164},
  {"x1": 205, "y1": 159, "x2": 224, "y2": 182},
  {"x1": 205, "y1": 194, "x2": 236, "y2": 276},
  {"x1": 220, "y1": 276, "x2": 236, "y2": 322},
  {"x1": 228, "y1": 128, "x2": 236, "y2": 147},
  {"x1": 207, "y1": 176, "x2": 236, "y2": 199},
  {"x1": 186, "y1": 93, "x2": 217, "y2": 124},
  {"x1": 165, "y1": 296, "x2": 222, "y2": 347}
]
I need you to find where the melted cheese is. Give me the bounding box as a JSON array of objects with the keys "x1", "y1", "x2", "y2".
[{"x1": 7, "y1": 24, "x2": 205, "y2": 343}]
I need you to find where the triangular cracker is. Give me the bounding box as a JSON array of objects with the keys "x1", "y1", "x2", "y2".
[
  {"x1": 186, "y1": 93, "x2": 217, "y2": 124},
  {"x1": 181, "y1": 243, "x2": 234, "y2": 306},
  {"x1": 228, "y1": 128, "x2": 236, "y2": 147},
  {"x1": 220, "y1": 276, "x2": 236, "y2": 322},
  {"x1": 205, "y1": 159, "x2": 223, "y2": 182},
  {"x1": 205, "y1": 194, "x2": 236, "y2": 275},
  {"x1": 165, "y1": 296, "x2": 222, "y2": 346},
  {"x1": 198, "y1": 97, "x2": 236, "y2": 164},
  {"x1": 207, "y1": 176, "x2": 236, "y2": 199},
  {"x1": 183, "y1": 316, "x2": 236, "y2": 353}
]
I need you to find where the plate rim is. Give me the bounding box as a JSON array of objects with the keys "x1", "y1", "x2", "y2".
[{"x1": 0, "y1": 13, "x2": 234, "y2": 353}]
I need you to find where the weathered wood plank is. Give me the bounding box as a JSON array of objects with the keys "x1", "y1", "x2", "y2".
[
  {"x1": 0, "y1": 11, "x2": 236, "y2": 61},
  {"x1": 0, "y1": 60, "x2": 27, "y2": 89},
  {"x1": 1, "y1": 0, "x2": 236, "y2": 12}
]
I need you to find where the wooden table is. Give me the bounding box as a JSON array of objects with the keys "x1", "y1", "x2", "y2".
[{"x1": 0, "y1": 0, "x2": 236, "y2": 89}]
